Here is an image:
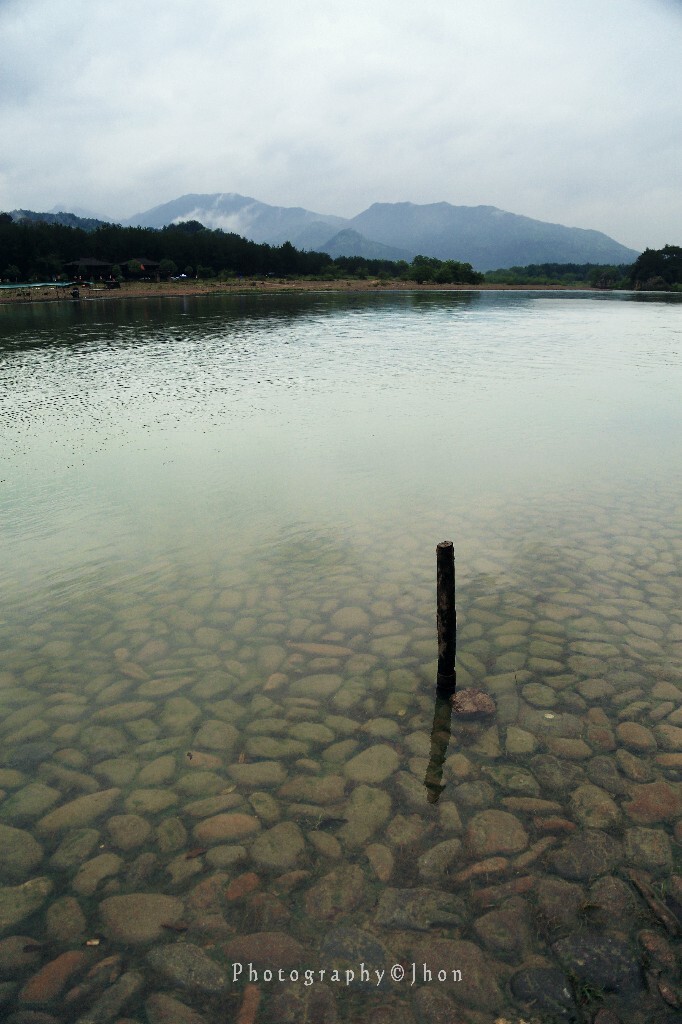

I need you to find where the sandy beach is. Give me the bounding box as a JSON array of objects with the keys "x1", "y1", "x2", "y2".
[{"x1": 0, "y1": 277, "x2": 576, "y2": 305}]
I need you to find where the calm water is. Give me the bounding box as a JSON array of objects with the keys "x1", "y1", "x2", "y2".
[{"x1": 0, "y1": 290, "x2": 681, "y2": 1023}]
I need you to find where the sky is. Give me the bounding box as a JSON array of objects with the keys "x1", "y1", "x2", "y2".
[{"x1": 1, "y1": 0, "x2": 681, "y2": 251}]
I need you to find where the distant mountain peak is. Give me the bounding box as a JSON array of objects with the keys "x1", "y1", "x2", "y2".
[{"x1": 22, "y1": 191, "x2": 637, "y2": 270}]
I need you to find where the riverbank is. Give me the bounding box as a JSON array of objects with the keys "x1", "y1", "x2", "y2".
[{"x1": 0, "y1": 277, "x2": 586, "y2": 305}]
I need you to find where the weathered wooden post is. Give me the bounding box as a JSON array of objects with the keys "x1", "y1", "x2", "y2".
[{"x1": 436, "y1": 540, "x2": 456, "y2": 695}]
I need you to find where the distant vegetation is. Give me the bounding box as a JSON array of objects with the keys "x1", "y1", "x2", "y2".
[
  {"x1": 2, "y1": 212, "x2": 678, "y2": 292},
  {"x1": 0, "y1": 214, "x2": 481, "y2": 284},
  {"x1": 628, "y1": 245, "x2": 682, "y2": 290},
  {"x1": 483, "y1": 262, "x2": 632, "y2": 288}
]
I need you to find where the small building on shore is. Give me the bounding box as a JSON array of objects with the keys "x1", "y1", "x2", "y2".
[
  {"x1": 63, "y1": 258, "x2": 114, "y2": 281},
  {"x1": 123, "y1": 258, "x2": 161, "y2": 281}
]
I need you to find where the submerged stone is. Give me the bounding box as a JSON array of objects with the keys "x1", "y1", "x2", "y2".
[
  {"x1": 72, "y1": 852, "x2": 123, "y2": 896},
  {"x1": 193, "y1": 813, "x2": 261, "y2": 843},
  {"x1": 0, "y1": 742, "x2": 57, "y2": 769},
  {"x1": 343, "y1": 744, "x2": 399, "y2": 783},
  {"x1": 227, "y1": 761, "x2": 287, "y2": 787},
  {"x1": 222, "y1": 931, "x2": 309, "y2": 970},
  {"x1": 451, "y1": 688, "x2": 496, "y2": 719},
  {"x1": 549, "y1": 829, "x2": 622, "y2": 881},
  {"x1": 530, "y1": 755, "x2": 586, "y2": 796},
  {"x1": 534, "y1": 877, "x2": 586, "y2": 933},
  {"x1": 0, "y1": 824, "x2": 44, "y2": 881},
  {"x1": 145, "y1": 992, "x2": 210, "y2": 1024},
  {"x1": 481, "y1": 764, "x2": 540, "y2": 796},
  {"x1": 0, "y1": 877, "x2": 53, "y2": 933},
  {"x1": 278, "y1": 774, "x2": 345, "y2": 804},
  {"x1": 552, "y1": 931, "x2": 642, "y2": 992},
  {"x1": 466, "y1": 809, "x2": 528, "y2": 856},
  {"x1": 45, "y1": 895, "x2": 86, "y2": 943},
  {"x1": 569, "y1": 784, "x2": 621, "y2": 828},
  {"x1": 147, "y1": 943, "x2": 227, "y2": 994},
  {"x1": 510, "y1": 967, "x2": 576, "y2": 1020},
  {"x1": 320, "y1": 926, "x2": 390, "y2": 989},
  {"x1": 36, "y1": 788, "x2": 121, "y2": 834},
  {"x1": 623, "y1": 779, "x2": 682, "y2": 823},
  {"x1": 624, "y1": 826, "x2": 673, "y2": 874},
  {"x1": 303, "y1": 865, "x2": 366, "y2": 920},
  {"x1": 100, "y1": 893, "x2": 185, "y2": 943},
  {"x1": 505, "y1": 726, "x2": 539, "y2": 755},
  {"x1": 616, "y1": 721, "x2": 657, "y2": 752},
  {"x1": 417, "y1": 839, "x2": 462, "y2": 881},
  {"x1": 50, "y1": 828, "x2": 100, "y2": 869},
  {"x1": 616, "y1": 748, "x2": 655, "y2": 782},
  {"x1": 475, "y1": 900, "x2": 532, "y2": 959},
  {"x1": 107, "y1": 813, "x2": 152, "y2": 850},
  {"x1": 411, "y1": 938, "x2": 502, "y2": 1009},
  {"x1": 337, "y1": 785, "x2": 391, "y2": 849},
  {"x1": 376, "y1": 887, "x2": 465, "y2": 931},
  {"x1": 250, "y1": 822, "x2": 305, "y2": 871},
  {"x1": 587, "y1": 876, "x2": 637, "y2": 929},
  {"x1": 17, "y1": 948, "x2": 89, "y2": 1003},
  {"x1": 584, "y1": 756, "x2": 630, "y2": 796}
]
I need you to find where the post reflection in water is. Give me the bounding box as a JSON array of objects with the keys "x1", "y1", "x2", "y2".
[{"x1": 424, "y1": 694, "x2": 453, "y2": 803}]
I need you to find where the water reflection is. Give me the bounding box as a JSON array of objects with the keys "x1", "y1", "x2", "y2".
[
  {"x1": 423, "y1": 695, "x2": 452, "y2": 803},
  {"x1": 0, "y1": 291, "x2": 681, "y2": 1023}
]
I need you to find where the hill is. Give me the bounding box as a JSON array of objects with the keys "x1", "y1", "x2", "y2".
[
  {"x1": 317, "y1": 228, "x2": 414, "y2": 261},
  {"x1": 8, "y1": 193, "x2": 639, "y2": 270},
  {"x1": 10, "y1": 209, "x2": 109, "y2": 232},
  {"x1": 125, "y1": 193, "x2": 637, "y2": 270},
  {"x1": 124, "y1": 192, "x2": 346, "y2": 250},
  {"x1": 346, "y1": 203, "x2": 637, "y2": 271}
]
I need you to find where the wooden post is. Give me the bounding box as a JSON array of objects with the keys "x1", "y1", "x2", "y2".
[{"x1": 436, "y1": 540, "x2": 456, "y2": 694}]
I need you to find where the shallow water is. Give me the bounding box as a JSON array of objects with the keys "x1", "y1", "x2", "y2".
[{"x1": 0, "y1": 290, "x2": 681, "y2": 1023}]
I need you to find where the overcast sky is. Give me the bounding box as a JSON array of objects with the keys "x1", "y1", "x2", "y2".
[{"x1": 1, "y1": 0, "x2": 680, "y2": 250}]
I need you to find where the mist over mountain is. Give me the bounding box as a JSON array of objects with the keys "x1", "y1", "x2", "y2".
[
  {"x1": 125, "y1": 193, "x2": 346, "y2": 249},
  {"x1": 9, "y1": 192, "x2": 639, "y2": 270},
  {"x1": 125, "y1": 193, "x2": 638, "y2": 269}
]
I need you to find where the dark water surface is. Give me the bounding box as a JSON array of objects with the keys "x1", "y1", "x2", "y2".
[{"x1": 0, "y1": 290, "x2": 681, "y2": 1023}]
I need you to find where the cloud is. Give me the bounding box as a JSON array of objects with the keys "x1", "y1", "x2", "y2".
[{"x1": 1, "y1": 0, "x2": 681, "y2": 249}]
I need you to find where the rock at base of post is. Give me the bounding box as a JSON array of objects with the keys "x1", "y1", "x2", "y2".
[{"x1": 451, "y1": 688, "x2": 497, "y2": 719}]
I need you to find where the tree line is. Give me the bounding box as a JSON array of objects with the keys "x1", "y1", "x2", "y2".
[
  {"x1": 0, "y1": 214, "x2": 482, "y2": 284},
  {"x1": 627, "y1": 245, "x2": 682, "y2": 290},
  {"x1": 2, "y1": 213, "x2": 679, "y2": 290}
]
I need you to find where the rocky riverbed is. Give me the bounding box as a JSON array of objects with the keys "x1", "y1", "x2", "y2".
[{"x1": 0, "y1": 487, "x2": 681, "y2": 1024}]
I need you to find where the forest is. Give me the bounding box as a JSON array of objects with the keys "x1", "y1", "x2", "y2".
[
  {"x1": 0, "y1": 215, "x2": 482, "y2": 285},
  {"x1": 3, "y1": 214, "x2": 679, "y2": 290}
]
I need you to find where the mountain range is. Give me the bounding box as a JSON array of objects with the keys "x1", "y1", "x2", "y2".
[{"x1": 10, "y1": 193, "x2": 639, "y2": 270}]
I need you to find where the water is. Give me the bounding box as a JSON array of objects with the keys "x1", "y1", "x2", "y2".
[{"x1": 0, "y1": 289, "x2": 681, "y2": 1022}]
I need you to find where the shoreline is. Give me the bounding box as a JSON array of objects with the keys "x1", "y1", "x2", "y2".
[{"x1": 0, "y1": 278, "x2": 594, "y2": 306}]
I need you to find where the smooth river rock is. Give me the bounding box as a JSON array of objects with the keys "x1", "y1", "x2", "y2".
[
  {"x1": 250, "y1": 822, "x2": 305, "y2": 871},
  {"x1": 147, "y1": 943, "x2": 227, "y2": 994},
  {"x1": 0, "y1": 877, "x2": 53, "y2": 933},
  {"x1": 343, "y1": 744, "x2": 399, "y2": 783},
  {"x1": 99, "y1": 893, "x2": 185, "y2": 943},
  {"x1": 0, "y1": 823, "x2": 44, "y2": 881},
  {"x1": 466, "y1": 809, "x2": 529, "y2": 856},
  {"x1": 36, "y1": 788, "x2": 121, "y2": 834}
]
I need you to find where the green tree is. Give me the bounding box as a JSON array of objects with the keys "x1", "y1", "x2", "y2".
[
  {"x1": 158, "y1": 258, "x2": 177, "y2": 279},
  {"x1": 629, "y1": 245, "x2": 682, "y2": 288},
  {"x1": 410, "y1": 255, "x2": 441, "y2": 283}
]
